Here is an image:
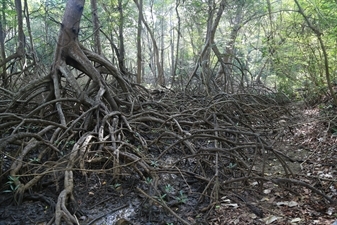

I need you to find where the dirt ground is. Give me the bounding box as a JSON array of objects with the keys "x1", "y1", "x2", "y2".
[{"x1": 1, "y1": 101, "x2": 337, "y2": 225}]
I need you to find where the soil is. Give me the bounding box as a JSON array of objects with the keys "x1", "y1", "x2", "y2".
[{"x1": 1, "y1": 101, "x2": 337, "y2": 225}]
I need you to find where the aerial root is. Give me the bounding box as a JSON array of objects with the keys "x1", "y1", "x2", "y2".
[
  {"x1": 52, "y1": 171, "x2": 77, "y2": 225},
  {"x1": 2, "y1": 80, "x2": 315, "y2": 224}
]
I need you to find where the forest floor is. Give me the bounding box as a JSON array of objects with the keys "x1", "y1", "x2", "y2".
[
  {"x1": 208, "y1": 101, "x2": 337, "y2": 225},
  {"x1": 0, "y1": 99, "x2": 337, "y2": 225}
]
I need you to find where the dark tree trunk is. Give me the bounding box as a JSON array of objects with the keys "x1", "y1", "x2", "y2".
[
  {"x1": 0, "y1": 0, "x2": 6, "y2": 87},
  {"x1": 171, "y1": 0, "x2": 181, "y2": 87},
  {"x1": 0, "y1": 0, "x2": 26, "y2": 87},
  {"x1": 134, "y1": 0, "x2": 165, "y2": 86},
  {"x1": 117, "y1": 0, "x2": 127, "y2": 75},
  {"x1": 91, "y1": 0, "x2": 102, "y2": 55},
  {"x1": 136, "y1": 0, "x2": 143, "y2": 84}
]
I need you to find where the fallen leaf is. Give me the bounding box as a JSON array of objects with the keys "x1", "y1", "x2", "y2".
[
  {"x1": 276, "y1": 201, "x2": 288, "y2": 206},
  {"x1": 263, "y1": 189, "x2": 272, "y2": 194},
  {"x1": 276, "y1": 201, "x2": 298, "y2": 207},
  {"x1": 221, "y1": 203, "x2": 239, "y2": 208},
  {"x1": 290, "y1": 218, "x2": 301, "y2": 223},
  {"x1": 263, "y1": 215, "x2": 282, "y2": 224},
  {"x1": 288, "y1": 201, "x2": 298, "y2": 207},
  {"x1": 260, "y1": 197, "x2": 269, "y2": 202}
]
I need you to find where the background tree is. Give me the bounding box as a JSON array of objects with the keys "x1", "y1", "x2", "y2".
[
  {"x1": 90, "y1": 0, "x2": 101, "y2": 54},
  {"x1": 0, "y1": 0, "x2": 26, "y2": 89},
  {"x1": 136, "y1": 0, "x2": 143, "y2": 84},
  {"x1": 0, "y1": 0, "x2": 7, "y2": 87},
  {"x1": 293, "y1": 0, "x2": 337, "y2": 105}
]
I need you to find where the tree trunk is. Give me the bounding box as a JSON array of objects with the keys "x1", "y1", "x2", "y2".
[
  {"x1": 0, "y1": 0, "x2": 6, "y2": 87},
  {"x1": 0, "y1": 0, "x2": 26, "y2": 87},
  {"x1": 186, "y1": 0, "x2": 226, "y2": 94},
  {"x1": 134, "y1": 0, "x2": 165, "y2": 86},
  {"x1": 117, "y1": 0, "x2": 127, "y2": 75},
  {"x1": 24, "y1": 0, "x2": 38, "y2": 66},
  {"x1": 171, "y1": 0, "x2": 181, "y2": 88},
  {"x1": 52, "y1": 0, "x2": 120, "y2": 112},
  {"x1": 160, "y1": 12, "x2": 165, "y2": 86},
  {"x1": 15, "y1": 0, "x2": 25, "y2": 57},
  {"x1": 216, "y1": 2, "x2": 243, "y2": 92},
  {"x1": 136, "y1": 0, "x2": 143, "y2": 84},
  {"x1": 91, "y1": 0, "x2": 102, "y2": 55},
  {"x1": 48, "y1": 1, "x2": 129, "y2": 222},
  {"x1": 200, "y1": 0, "x2": 215, "y2": 95}
]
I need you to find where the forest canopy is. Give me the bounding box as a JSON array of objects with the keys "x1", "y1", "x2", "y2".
[{"x1": 2, "y1": 0, "x2": 337, "y2": 99}]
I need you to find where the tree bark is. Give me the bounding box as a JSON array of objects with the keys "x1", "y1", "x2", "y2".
[
  {"x1": 0, "y1": 0, "x2": 26, "y2": 86},
  {"x1": 91, "y1": 0, "x2": 102, "y2": 55},
  {"x1": 186, "y1": 0, "x2": 226, "y2": 94},
  {"x1": 53, "y1": 0, "x2": 84, "y2": 65},
  {"x1": 134, "y1": 0, "x2": 165, "y2": 86},
  {"x1": 0, "y1": 0, "x2": 6, "y2": 87},
  {"x1": 216, "y1": 2, "x2": 243, "y2": 92},
  {"x1": 50, "y1": 0, "x2": 123, "y2": 223},
  {"x1": 136, "y1": 0, "x2": 143, "y2": 84},
  {"x1": 117, "y1": 0, "x2": 127, "y2": 75},
  {"x1": 15, "y1": 0, "x2": 25, "y2": 57},
  {"x1": 171, "y1": 0, "x2": 181, "y2": 87},
  {"x1": 24, "y1": 0, "x2": 38, "y2": 65}
]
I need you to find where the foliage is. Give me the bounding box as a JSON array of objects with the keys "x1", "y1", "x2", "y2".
[
  {"x1": 1, "y1": 0, "x2": 337, "y2": 95},
  {"x1": 176, "y1": 190, "x2": 187, "y2": 204},
  {"x1": 3, "y1": 176, "x2": 20, "y2": 193}
]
